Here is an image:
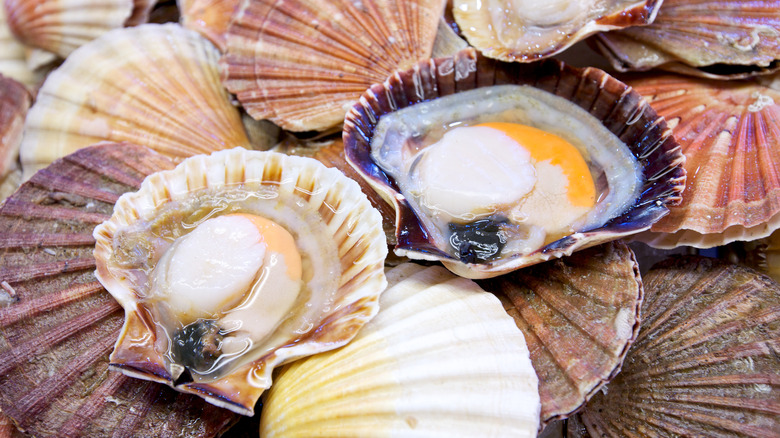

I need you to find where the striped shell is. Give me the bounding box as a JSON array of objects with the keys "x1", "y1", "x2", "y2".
[
  {"x1": 571, "y1": 256, "x2": 780, "y2": 437},
  {"x1": 19, "y1": 23, "x2": 248, "y2": 179},
  {"x1": 0, "y1": 75, "x2": 29, "y2": 184},
  {"x1": 0, "y1": 143, "x2": 242, "y2": 437},
  {"x1": 220, "y1": 0, "x2": 446, "y2": 132},
  {"x1": 630, "y1": 73, "x2": 780, "y2": 248},
  {"x1": 261, "y1": 263, "x2": 540, "y2": 437},
  {"x1": 479, "y1": 240, "x2": 642, "y2": 427}
]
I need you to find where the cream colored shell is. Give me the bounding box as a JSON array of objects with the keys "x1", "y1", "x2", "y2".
[
  {"x1": 93, "y1": 147, "x2": 388, "y2": 416},
  {"x1": 261, "y1": 263, "x2": 540, "y2": 437},
  {"x1": 20, "y1": 23, "x2": 248, "y2": 179}
]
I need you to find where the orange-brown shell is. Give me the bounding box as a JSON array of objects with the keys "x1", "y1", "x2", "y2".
[
  {"x1": 630, "y1": 73, "x2": 780, "y2": 248},
  {"x1": 0, "y1": 143, "x2": 243, "y2": 437},
  {"x1": 570, "y1": 256, "x2": 780, "y2": 437},
  {"x1": 220, "y1": 0, "x2": 446, "y2": 132},
  {"x1": 178, "y1": 0, "x2": 241, "y2": 51},
  {"x1": 591, "y1": 0, "x2": 780, "y2": 79},
  {"x1": 479, "y1": 241, "x2": 642, "y2": 427}
]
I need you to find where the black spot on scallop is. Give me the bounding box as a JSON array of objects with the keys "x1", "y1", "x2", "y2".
[
  {"x1": 171, "y1": 319, "x2": 224, "y2": 374},
  {"x1": 448, "y1": 218, "x2": 507, "y2": 264}
]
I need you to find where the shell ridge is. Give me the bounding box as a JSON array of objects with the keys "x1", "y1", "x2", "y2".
[{"x1": 0, "y1": 281, "x2": 103, "y2": 326}]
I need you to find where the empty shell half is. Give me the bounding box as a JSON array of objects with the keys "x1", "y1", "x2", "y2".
[
  {"x1": 93, "y1": 147, "x2": 388, "y2": 415},
  {"x1": 261, "y1": 263, "x2": 540, "y2": 437},
  {"x1": 571, "y1": 256, "x2": 780, "y2": 437},
  {"x1": 344, "y1": 48, "x2": 686, "y2": 279}
]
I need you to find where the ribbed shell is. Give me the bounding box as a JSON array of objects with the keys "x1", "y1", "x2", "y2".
[
  {"x1": 94, "y1": 147, "x2": 388, "y2": 416},
  {"x1": 0, "y1": 75, "x2": 29, "y2": 181},
  {"x1": 0, "y1": 143, "x2": 242, "y2": 437},
  {"x1": 344, "y1": 48, "x2": 686, "y2": 278},
  {"x1": 452, "y1": 0, "x2": 662, "y2": 62},
  {"x1": 479, "y1": 240, "x2": 642, "y2": 427},
  {"x1": 178, "y1": 0, "x2": 240, "y2": 51},
  {"x1": 571, "y1": 256, "x2": 780, "y2": 437},
  {"x1": 220, "y1": 0, "x2": 446, "y2": 132},
  {"x1": 261, "y1": 263, "x2": 540, "y2": 437},
  {"x1": 19, "y1": 23, "x2": 249, "y2": 179},
  {"x1": 591, "y1": 0, "x2": 780, "y2": 78},
  {"x1": 0, "y1": 6, "x2": 36, "y2": 90},
  {"x1": 3, "y1": 0, "x2": 134, "y2": 58},
  {"x1": 630, "y1": 74, "x2": 780, "y2": 248}
]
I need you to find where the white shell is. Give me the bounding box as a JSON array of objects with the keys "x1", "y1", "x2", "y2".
[{"x1": 261, "y1": 263, "x2": 541, "y2": 437}]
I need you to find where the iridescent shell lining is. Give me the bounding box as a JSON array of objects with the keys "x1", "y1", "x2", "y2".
[
  {"x1": 0, "y1": 143, "x2": 241, "y2": 437},
  {"x1": 344, "y1": 48, "x2": 686, "y2": 278},
  {"x1": 479, "y1": 240, "x2": 642, "y2": 426},
  {"x1": 220, "y1": 0, "x2": 446, "y2": 131},
  {"x1": 629, "y1": 73, "x2": 780, "y2": 248},
  {"x1": 571, "y1": 256, "x2": 780, "y2": 437}
]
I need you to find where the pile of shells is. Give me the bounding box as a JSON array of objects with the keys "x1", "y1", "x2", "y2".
[{"x1": 0, "y1": 0, "x2": 778, "y2": 437}]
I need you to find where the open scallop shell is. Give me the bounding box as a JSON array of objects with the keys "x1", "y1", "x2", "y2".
[
  {"x1": 630, "y1": 73, "x2": 780, "y2": 248},
  {"x1": 261, "y1": 263, "x2": 540, "y2": 437},
  {"x1": 3, "y1": 0, "x2": 134, "y2": 58},
  {"x1": 0, "y1": 74, "x2": 29, "y2": 184},
  {"x1": 220, "y1": 0, "x2": 446, "y2": 132},
  {"x1": 93, "y1": 147, "x2": 388, "y2": 416},
  {"x1": 19, "y1": 23, "x2": 248, "y2": 179},
  {"x1": 591, "y1": 0, "x2": 780, "y2": 79},
  {"x1": 344, "y1": 48, "x2": 686, "y2": 278},
  {"x1": 0, "y1": 143, "x2": 244, "y2": 437},
  {"x1": 479, "y1": 240, "x2": 642, "y2": 427},
  {"x1": 452, "y1": 0, "x2": 663, "y2": 62},
  {"x1": 570, "y1": 256, "x2": 780, "y2": 437}
]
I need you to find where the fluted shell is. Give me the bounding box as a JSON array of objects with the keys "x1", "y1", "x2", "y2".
[
  {"x1": 261, "y1": 263, "x2": 540, "y2": 437},
  {"x1": 630, "y1": 74, "x2": 780, "y2": 248},
  {"x1": 452, "y1": 0, "x2": 662, "y2": 62},
  {"x1": 3, "y1": 0, "x2": 134, "y2": 58},
  {"x1": 93, "y1": 147, "x2": 388, "y2": 416},
  {"x1": 178, "y1": 0, "x2": 240, "y2": 51},
  {"x1": 479, "y1": 240, "x2": 642, "y2": 426},
  {"x1": 570, "y1": 256, "x2": 780, "y2": 437},
  {"x1": 221, "y1": 0, "x2": 447, "y2": 132},
  {"x1": 19, "y1": 23, "x2": 249, "y2": 180},
  {"x1": 591, "y1": 0, "x2": 780, "y2": 79},
  {"x1": 0, "y1": 75, "x2": 29, "y2": 181},
  {"x1": 0, "y1": 143, "x2": 243, "y2": 437},
  {"x1": 0, "y1": 6, "x2": 36, "y2": 89},
  {"x1": 344, "y1": 48, "x2": 686, "y2": 279}
]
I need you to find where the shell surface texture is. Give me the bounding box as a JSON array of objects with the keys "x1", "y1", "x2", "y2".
[
  {"x1": 19, "y1": 22, "x2": 249, "y2": 179},
  {"x1": 629, "y1": 73, "x2": 780, "y2": 248},
  {"x1": 452, "y1": 0, "x2": 663, "y2": 62},
  {"x1": 261, "y1": 263, "x2": 541, "y2": 437},
  {"x1": 344, "y1": 48, "x2": 686, "y2": 279},
  {"x1": 0, "y1": 74, "x2": 29, "y2": 182},
  {"x1": 3, "y1": 0, "x2": 135, "y2": 58},
  {"x1": 479, "y1": 240, "x2": 643, "y2": 427},
  {"x1": 220, "y1": 0, "x2": 447, "y2": 132},
  {"x1": 0, "y1": 143, "x2": 242, "y2": 437},
  {"x1": 591, "y1": 0, "x2": 780, "y2": 79},
  {"x1": 0, "y1": 5, "x2": 38, "y2": 89},
  {"x1": 178, "y1": 0, "x2": 241, "y2": 51},
  {"x1": 571, "y1": 256, "x2": 780, "y2": 437},
  {"x1": 93, "y1": 147, "x2": 388, "y2": 416}
]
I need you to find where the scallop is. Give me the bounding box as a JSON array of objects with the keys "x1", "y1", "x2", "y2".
[
  {"x1": 344, "y1": 48, "x2": 686, "y2": 278},
  {"x1": 93, "y1": 147, "x2": 388, "y2": 415}
]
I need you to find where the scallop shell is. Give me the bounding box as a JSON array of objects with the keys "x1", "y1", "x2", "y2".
[
  {"x1": 452, "y1": 0, "x2": 663, "y2": 62},
  {"x1": 570, "y1": 256, "x2": 780, "y2": 437},
  {"x1": 478, "y1": 240, "x2": 642, "y2": 427},
  {"x1": 220, "y1": 0, "x2": 447, "y2": 132},
  {"x1": 19, "y1": 23, "x2": 249, "y2": 179},
  {"x1": 629, "y1": 74, "x2": 780, "y2": 248},
  {"x1": 260, "y1": 263, "x2": 540, "y2": 437},
  {"x1": 0, "y1": 74, "x2": 30, "y2": 182},
  {"x1": 0, "y1": 6, "x2": 37, "y2": 90},
  {"x1": 0, "y1": 143, "x2": 243, "y2": 437},
  {"x1": 93, "y1": 147, "x2": 388, "y2": 416},
  {"x1": 3, "y1": 0, "x2": 134, "y2": 58},
  {"x1": 127, "y1": 0, "x2": 157, "y2": 26},
  {"x1": 178, "y1": 0, "x2": 240, "y2": 51},
  {"x1": 344, "y1": 48, "x2": 686, "y2": 278},
  {"x1": 591, "y1": 0, "x2": 780, "y2": 79}
]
